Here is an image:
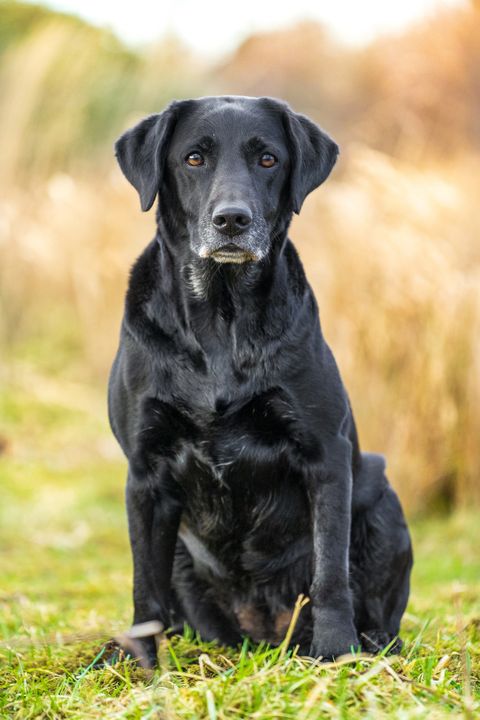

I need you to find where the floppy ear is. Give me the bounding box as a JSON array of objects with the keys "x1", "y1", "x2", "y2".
[
  {"x1": 114, "y1": 103, "x2": 179, "y2": 212},
  {"x1": 282, "y1": 107, "x2": 339, "y2": 214}
]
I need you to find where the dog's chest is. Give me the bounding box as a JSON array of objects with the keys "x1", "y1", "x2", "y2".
[
  {"x1": 137, "y1": 386, "x2": 315, "y2": 556},
  {"x1": 175, "y1": 435, "x2": 311, "y2": 586}
]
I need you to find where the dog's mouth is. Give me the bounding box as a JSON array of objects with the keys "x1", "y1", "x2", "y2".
[{"x1": 209, "y1": 245, "x2": 258, "y2": 264}]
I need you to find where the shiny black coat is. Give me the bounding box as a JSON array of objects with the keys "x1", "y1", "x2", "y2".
[{"x1": 109, "y1": 96, "x2": 412, "y2": 666}]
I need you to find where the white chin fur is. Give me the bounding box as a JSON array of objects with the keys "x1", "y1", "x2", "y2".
[{"x1": 212, "y1": 254, "x2": 252, "y2": 264}]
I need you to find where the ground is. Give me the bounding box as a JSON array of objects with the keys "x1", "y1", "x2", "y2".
[{"x1": 0, "y1": 374, "x2": 479, "y2": 719}]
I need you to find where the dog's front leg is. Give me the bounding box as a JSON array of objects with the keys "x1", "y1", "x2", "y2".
[
  {"x1": 308, "y1": 435, "x2": 359, "y2": 659},
  {"x1": 125, "y1": 465, "x2": 181, "y2": 667}
]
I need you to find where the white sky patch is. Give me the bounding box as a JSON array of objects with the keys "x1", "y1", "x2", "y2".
[{"x1": 29, "y1": 0, "x2": 466, "y2": 56}]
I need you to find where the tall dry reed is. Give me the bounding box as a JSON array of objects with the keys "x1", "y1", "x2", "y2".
[{"x1": 1, "y1": 2, "x2": 479, "y2": 512}]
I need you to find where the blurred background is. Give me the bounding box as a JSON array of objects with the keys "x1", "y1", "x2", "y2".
[{"x1": 1, "y1": 0, "x2": 479, "y2": 525}]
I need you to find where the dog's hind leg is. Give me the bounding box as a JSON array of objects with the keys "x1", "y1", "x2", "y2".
[
  {"x1": 171, "y1": 542, "x2": 243, "y2": 647},
  {"x1": 350, "y1": 453, "x2": 413, "y2": 654}
]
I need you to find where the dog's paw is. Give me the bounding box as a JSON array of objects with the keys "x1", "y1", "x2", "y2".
[
  {"x1": 309, "y1": 635, "x2": 360, "y2": 661},
  {"x1": 309, "y1": 610, "x2": 360, "y2": 660}
]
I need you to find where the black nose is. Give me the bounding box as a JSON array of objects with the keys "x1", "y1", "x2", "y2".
[{"x1": 212, "y1": 204, "x2": 253, "y2": 236}]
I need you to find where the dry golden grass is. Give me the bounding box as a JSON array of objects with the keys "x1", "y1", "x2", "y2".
[
  {"x1": 1, "y1": 2, "x2": 479, "y2": 512},
  {"x1": 1, "y1": 144, "x2": 479, "y2": 512}
]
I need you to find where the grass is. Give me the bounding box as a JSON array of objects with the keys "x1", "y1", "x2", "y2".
[{"x1": 0, "y1": 370, "x2": 479, "y2": 718}]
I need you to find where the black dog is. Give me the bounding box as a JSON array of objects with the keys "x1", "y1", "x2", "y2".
[{"x1": 109, "y1": 96, "x2": 413, "y2": 667}]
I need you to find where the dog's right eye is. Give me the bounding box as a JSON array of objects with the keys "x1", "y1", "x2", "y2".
[{"x1": 185, "y1": 152, "x2": 205, "y2": 167}]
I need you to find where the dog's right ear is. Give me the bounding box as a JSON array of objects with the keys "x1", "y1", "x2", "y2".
[{"x1": 115, "y1": 103, "x2": 179, "y2": 212}]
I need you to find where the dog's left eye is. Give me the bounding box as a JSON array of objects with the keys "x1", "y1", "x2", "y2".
[
  {"x1": 259, "y1": 153, "x2": 277, "y2": 168},
  {"x1": 185, "y1": 152, "x2": 204, "y2": 167}
]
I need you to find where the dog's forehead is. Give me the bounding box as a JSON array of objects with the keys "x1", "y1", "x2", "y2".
[{"x1": 173, "y1": 97, "x2": 286, "y2": 145}]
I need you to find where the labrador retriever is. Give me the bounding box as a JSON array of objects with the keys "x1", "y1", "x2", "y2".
[{"x1": 109, "y1": 95, "x2": 413, "y2": 667}]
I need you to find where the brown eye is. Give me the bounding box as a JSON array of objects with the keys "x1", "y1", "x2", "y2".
[
  {"x1": 259, "y1": 152, "x2": 277, "y2": 168},
  {"x1": 185, "y1": 152, "x2": 204, "y2": 167}
]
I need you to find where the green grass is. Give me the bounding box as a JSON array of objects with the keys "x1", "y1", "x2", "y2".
[{"x1": 0, "y1": 372, "x2": 479, "y2": 718}]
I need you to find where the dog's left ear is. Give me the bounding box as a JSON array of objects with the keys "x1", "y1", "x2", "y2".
[
  {"x1": 282, "y1": 107, "x2": 339, "y2": 214},
  {"x1": 115, "y1": 102, "x2": 180, "y2": 212}
]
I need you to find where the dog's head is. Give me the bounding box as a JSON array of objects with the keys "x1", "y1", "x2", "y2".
[{"x1": 115, "y1": 96, "x2": 338, "y2": 264}]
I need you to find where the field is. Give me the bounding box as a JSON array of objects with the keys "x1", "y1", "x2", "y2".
[
  {"x1": 0, "y1": 373, "x2": 479, "y2": 719},
  {"x1": 1, "y1": 3, "x2": 480, "y2": 718}
]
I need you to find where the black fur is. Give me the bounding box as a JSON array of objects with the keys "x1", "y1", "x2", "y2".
[{"x1": 109, "y1": 96, "x2": 413, "y2": 667}]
